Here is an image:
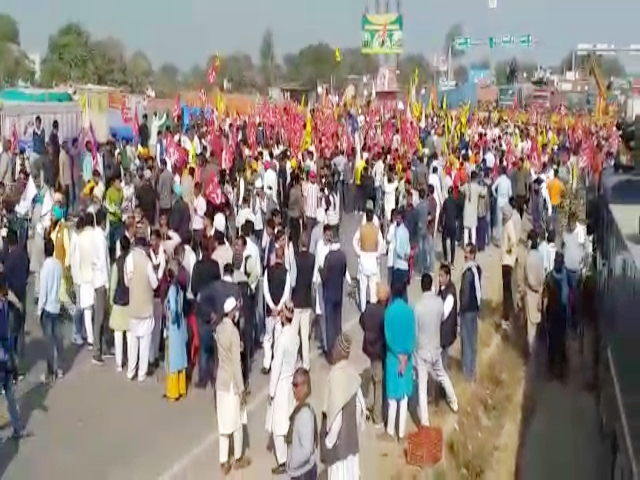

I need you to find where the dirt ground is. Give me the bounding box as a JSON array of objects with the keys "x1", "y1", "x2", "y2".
[{"x1": 358, "y1": 246, "x2": 527, "y2": 480}]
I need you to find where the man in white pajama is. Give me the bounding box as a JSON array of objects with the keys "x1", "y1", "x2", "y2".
[
  {"x1": 124, "y1": 237, "x2": 158, "y2": 382},
  {"x1": 413, "y1": 273, "x2": 458, "y2": 426},
  {"x1": 352, "y1": 203, "x2": 385, "y2": 312}
]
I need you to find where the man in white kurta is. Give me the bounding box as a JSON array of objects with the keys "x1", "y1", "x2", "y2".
[
  {"x1": 323, "y1": 333, "x2": 366, "y2": 480},
  {"x1": 215, "y1": 297, "x2": 251, "y2": 474},
  {"x1": 32, "y1": 187, "x2": 53, "y2": 298},
  {"x1": 266, "y1": 301, "x2": 300, "y2": 475},
  {"x1": 76, "y1": 212, "x2": 98, "y2": 347},
  {"x1": 124, "y1": 241, "x2": 158, "y2": 382},
  {"x1": 428, "y1": 165, "x2": 444, "y2": 230},
  {"x1": 352, "y1": 208, "x2": 385, "y2": 312}
]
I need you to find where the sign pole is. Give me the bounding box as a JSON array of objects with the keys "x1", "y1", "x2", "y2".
[{"x1": 447, "y1": 44, "x2": 452, "y2": 82}]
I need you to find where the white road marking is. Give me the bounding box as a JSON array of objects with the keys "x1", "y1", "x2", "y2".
[{"x1": 158, "y1": 315, "x2": 360, "y2": 479}]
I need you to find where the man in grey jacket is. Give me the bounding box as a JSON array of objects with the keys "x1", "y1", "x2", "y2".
[
  {"x1": 286, "y1": 367, "x2": 318, "y2": 479},
  {"x1": 413, "y1": 273, "x2": 458, "y2": 427}
]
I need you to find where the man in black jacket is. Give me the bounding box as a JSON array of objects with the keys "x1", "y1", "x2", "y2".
[
  {"x1": 169, "y1": 187, "x2": 191, "y2": 243},
  {"x1": 438, "y1": 264, "x2": 457, "y2": 372},
  {"x1": 440, "y1": 187, "x2": 458, "y2": 266},
  {"x1": 2, "y1": 230, "x2": 29, "y2": 376},
  {"x1": 292, "y1": 235, "x2": 314, "y2": 370},
  {"x1": 359, "y1": 283, "x2": 389, "y2": 426},
  {"x1": 262, "y1": 247, "x2": 290, "y2": 373},
  {"x1": 321, "y1": 229, "x2": 350, "y2": 358},
  {"x1": 193, "y1": 246, "x2": 222, "y2": 389},
  {"x1": 459, "y1": 244, "x2": 482, "y2": 382}
]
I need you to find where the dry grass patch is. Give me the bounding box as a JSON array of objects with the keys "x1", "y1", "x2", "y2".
[{"x1": 445, "y1": 339, "x2": 524, "y2": 479}]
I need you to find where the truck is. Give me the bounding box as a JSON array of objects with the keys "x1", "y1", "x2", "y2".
[
  {"x1": 624, "y1": 94, "x2": 640, "y2": 122},
  {"x1": 594, "y1": 168, "x2": 640, "y2": 479}
]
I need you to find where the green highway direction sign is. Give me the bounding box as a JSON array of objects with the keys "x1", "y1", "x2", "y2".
[
  {"x1": 459, "y1": 34, "x2": 533, "y2": 51},
  {"x1": 519, "y1": 34, "x2": 533, "y2": 47},
  {"x1": 453, "y1": 36, "x2": 471, "y2": 51},
  {"x1": 488, "y1": 34, "x2": 533, "y2": 49},
  {"x1": 501, "y1": 34, "x2": 515, "y2": 46}
]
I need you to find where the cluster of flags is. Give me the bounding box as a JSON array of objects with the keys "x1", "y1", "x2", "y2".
[{"x1": 169, "y1": 53, "x2": 226, "y2": 126}]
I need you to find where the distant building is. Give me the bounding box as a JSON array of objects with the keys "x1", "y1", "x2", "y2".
[
  {"x1": 27, "y1": 52, "x2": 41, "y2": 81},
  {"x1": 270, "y1": 83, "x2": 315, "y2": 104}
]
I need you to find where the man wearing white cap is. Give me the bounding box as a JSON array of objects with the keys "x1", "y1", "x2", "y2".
[
  {"x1": 215, "y1": 296, "x2": 251, "y2": 474},
  {"x1": 213, "y1": 210, "x2": 227, "y2": 236},
  {"x1": 124, "y1": 236, "x2": 159, "y2": 382}
]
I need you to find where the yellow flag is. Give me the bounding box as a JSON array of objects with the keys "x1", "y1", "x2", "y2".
[
  {"x1": 301, "y1": 110, "x2": 312, "y2": 150},
  {"x1": 216, "y1": 91, "x2": 225, "y2": 115},
  {"x1": 299, "y1": 94, "x2": 306, "y2": 112},
  {"x1": 413, "y1": 67, "x2": 419, "y2": 88},
  {"x1": 412, "y1": 101, "x2": 421, "y2": 121},
  {"x1": 442, "y1": 94, "x2": 447, "y2": 111},
  {"x1": 79, "y1": 93, "x2": 88, "y2": 113},
  {"x1": 335, "y1": 48, "x2": 341, "y2": 63},
  {"x1": 460, "y1": 102, "x2": 470, "y2": 130}
]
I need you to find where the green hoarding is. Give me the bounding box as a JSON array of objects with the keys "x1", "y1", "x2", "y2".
[{"x1": 361, "y1": 14, "x2": 403, "y2": 55}]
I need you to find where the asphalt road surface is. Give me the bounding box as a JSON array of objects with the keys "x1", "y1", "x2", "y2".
[
  {"x1": 0, "y1": 213, "x2": 371, "y2": 479},
  {"x1": 0, "y1": 213, "x2": 611, "y2": 480}
]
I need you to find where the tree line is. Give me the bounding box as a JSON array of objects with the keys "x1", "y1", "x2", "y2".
[{"x1": 0, "y1": 14, "x2": 629, "y2": 98}]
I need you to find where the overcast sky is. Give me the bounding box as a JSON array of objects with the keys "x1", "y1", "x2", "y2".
[{"x1": 5, "y1": 0, "x2": 640, "y2": 71}]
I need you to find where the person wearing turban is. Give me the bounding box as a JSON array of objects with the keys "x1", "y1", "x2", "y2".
[
  {"x1": 168, "y1": 180, "x2": 191, "y2": 244},
  {"x1": 321, "y1": 333, "x2": 366, "y2": 478}
]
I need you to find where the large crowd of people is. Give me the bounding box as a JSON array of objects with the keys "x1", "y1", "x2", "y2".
[{"x1": 0, "y1": 100, "x2": 601, "y2": 477}]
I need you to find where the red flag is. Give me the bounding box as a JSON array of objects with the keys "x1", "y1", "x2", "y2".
[
  {"x1": 204, "y1": 171, "x2": 223, "y2": 205},
  {"x1": 165, "y1": 134, "x2": 188, "y2": 171},
  {"x1": 10, "y1": 122, "x2": 18, "y2": 153},
  {"x1": 173, "y1": 94, "x2": 181, "y2": 120},
  {"x1": 530, "y1": 135, "x2": 541, "y2": 171},
  {"x1": 88, "y1": 123, "x2": 99, "y2": 171},
  {"x1": 120, "y1": 103, "x2": 132, "y2": 123},
  {"x1": 133, "y1": 105, "x2": 140, "y2": 140},
  {"x1": 207, "y1": 55, "x2": 220, "y2": 84}
]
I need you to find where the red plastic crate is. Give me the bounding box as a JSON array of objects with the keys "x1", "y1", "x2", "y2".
[{"x1": 405, "y1": 426, "x2": 443, "y2": 467}]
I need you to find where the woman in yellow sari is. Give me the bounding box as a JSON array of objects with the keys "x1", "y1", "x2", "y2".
[{"x1": 164, "y1": 260, "x2": 188, "y2": 401}]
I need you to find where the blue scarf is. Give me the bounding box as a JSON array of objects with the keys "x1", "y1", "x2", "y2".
[{"x1": 551, "y1": 267, "x2": 569, "y2": 307}]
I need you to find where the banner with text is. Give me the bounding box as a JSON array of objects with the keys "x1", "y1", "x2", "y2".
[{"x1": 361, "y1": 14, "x2": 403, "y2": 55}]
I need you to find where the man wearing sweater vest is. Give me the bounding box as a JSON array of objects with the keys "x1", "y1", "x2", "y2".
[
  {"x1": 352, "y1": 201, "x2": 384, "y2": 312},
  {"x1": 124, "y1": 237, "x2": 159, "y2": 382}
]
